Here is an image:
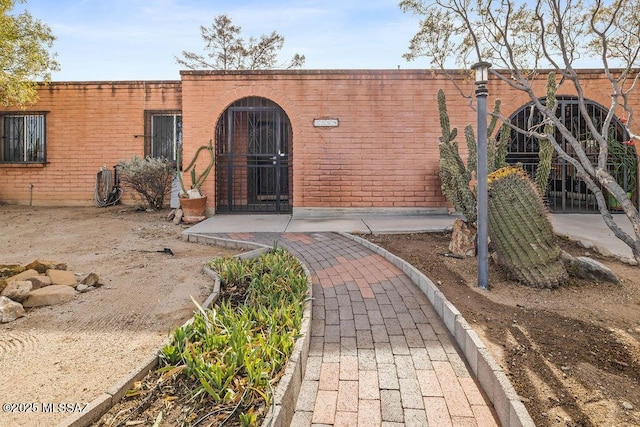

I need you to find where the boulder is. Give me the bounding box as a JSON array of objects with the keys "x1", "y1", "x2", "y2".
[
  {"x1": 25, "y1": 260, "x2": 67, "y2": 274},
  {"x1": 561, "y1": 252, "x2": 620, "y2": 284},
  {"x1": 1, "y1": 280, "x2": 33, "y2": 302},
  {"x1": 46, "y1": 269, "x2": 77, "y2": 287},
  {"x1": 22, "y1": 285, "x2": 76, "y2": 308},
  {"x1": 0, "y1": 296, "x2": 25, "y2": 323},
  {"x1": 26, "y1": 275, "x2": 52, "y2": 290},
  {"x1": 449, "y1": 218, "x2": 477, "y2": 257}
]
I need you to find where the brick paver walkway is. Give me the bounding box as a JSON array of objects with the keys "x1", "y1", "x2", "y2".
[{"x1": 223, "y1": 232, "x2": 499, "y2": 426}]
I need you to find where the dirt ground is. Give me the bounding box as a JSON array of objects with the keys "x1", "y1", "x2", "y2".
[
  {"x1": 0, "y1": 205, "x2": 239, "y2": 427},
  {"x1": 2, "y1": 205, "x2": 639, "y2": 427},
  {"x1": 366, "y1": 232, "x2": 640, "y2": 427}
]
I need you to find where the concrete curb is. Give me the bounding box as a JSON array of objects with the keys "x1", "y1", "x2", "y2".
[
  {"x1": 59, "y1": 234, "x2": 313, "y2": 427},
  {"x1": 341, "y1": 232, "x2": 536, "y2": 427}
]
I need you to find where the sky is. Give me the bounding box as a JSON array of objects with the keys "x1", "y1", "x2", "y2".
[{"x1": 16, "y1": 0, "x2": 429, "y2": 82}]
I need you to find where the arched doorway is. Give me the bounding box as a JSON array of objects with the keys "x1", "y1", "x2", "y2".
[
  {"x1": 505, "y1": 96, "x2": 637, "y2": 212},
  {"x1": 215, "y1": 97, "x2": 293, "y2": 213}
]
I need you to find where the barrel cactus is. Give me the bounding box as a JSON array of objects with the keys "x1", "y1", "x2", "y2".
[{"x1": 488, "y1": 166, "x2": 568, "y2": 288}]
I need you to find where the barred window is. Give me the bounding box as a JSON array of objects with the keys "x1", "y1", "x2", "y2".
[
  {"x1": 145, "y1": 111, "x2": 182, "y2": 161},
  {"x1": 1, "y1": 113, "x2": 46, "y2": 163}
]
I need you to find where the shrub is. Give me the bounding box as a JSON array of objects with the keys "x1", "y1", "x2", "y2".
[{"x1": 117, "y1": 156, "x2": 175, "y2": 210}]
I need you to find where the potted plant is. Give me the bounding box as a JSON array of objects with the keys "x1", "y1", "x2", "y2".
[{"x1": 177, "y1": 139, "x2": 215, "y2": 221}]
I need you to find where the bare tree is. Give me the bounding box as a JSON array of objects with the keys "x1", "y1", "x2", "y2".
[
  {"x1": 176, "y1": 14, "x2": 305, "y2": 70},
  {"x1": 400, "y1": 0, "x2": 640, "y2": 262}
]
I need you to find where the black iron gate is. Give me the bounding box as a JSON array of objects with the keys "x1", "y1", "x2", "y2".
[
  {"x1": 505, "y1": 96, "x2": 637, "y2": 213},
  {"x1": 215, "y1": 97, "x2": 292, "y2": 213}
]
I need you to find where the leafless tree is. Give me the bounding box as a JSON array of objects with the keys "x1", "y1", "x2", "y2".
[{"x1": 401, "y1": 0, "x2": 640, "y2": 262}]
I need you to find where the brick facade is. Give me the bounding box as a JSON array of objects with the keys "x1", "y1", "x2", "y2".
[
  {"x1": 0, "y1": 70, "x2": 635, "y2": 213},
  {"x1": 0, "y1": 81, "x2": 181, "y2": 206}
]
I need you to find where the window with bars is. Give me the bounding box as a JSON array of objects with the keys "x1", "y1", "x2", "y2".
[
  {"x1": 144, "y1": 111, "x2": 182, "y2": 162},
  {"x1": 0, "y1": 113, "x2": 46, "y2": 163}
]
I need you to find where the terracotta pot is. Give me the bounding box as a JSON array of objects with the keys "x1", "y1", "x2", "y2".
[{"x1": 180, "y1": 195, "x2": 207, "y2": 218}]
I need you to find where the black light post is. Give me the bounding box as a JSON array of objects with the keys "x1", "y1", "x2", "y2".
[{"x1": 471, "y1": 61, "x2": 491, "y2": 290}]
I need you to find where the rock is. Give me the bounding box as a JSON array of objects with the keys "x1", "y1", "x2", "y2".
[
  {"x1": 0, "y1": 264, "x2": 26, "y2": 278},
  {"x1": 449, "y1": 218, "x2": 477, "y2": 257},
  {"x1": 80, "y1": 272, "x2": 100, "y2": 287},
  {"x1": 46, "y1": 269, "x2": 77, "y2": 287},
  {"x1": 561, "y1": 252, "x2": 620, "y2": 284},
  {"x1": 75, "y1": 284, "x2": 94, "y2": 293},
  {"x1": 25, "y1": 260, "x2": 67, "y2": 274},
  {"x1": 6, "y1": 269, "x2": 40, "y2": 284},
  {"x1": 22, "y1": 285, "x2": 76, "y2": 308},
  {"x1": 173, "y1": 208, "x2": 183, "y2": 225},
  {"x1": 26, "y1": 275, "x2": 52, "y2": 290},
  {"x1": 0, "y1": 296, "x2": 25, "y2": 323},
  {"x1": 622, "y1": 401, "x2": 634, "y2": 410},
  {"x1": 1, "y1": 280, "x2": 33, "y2": 302}
]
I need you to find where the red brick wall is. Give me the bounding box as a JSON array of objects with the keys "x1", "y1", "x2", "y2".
[
  {"x1": 0, "y1": 81, "x2": 181, "y2": 205},
  {"x1": 0, "y1": 70, "x2": 635, "y2": 210},
  {"x1": 181, "y1": 70, "x2": 456, "y2": 212}
]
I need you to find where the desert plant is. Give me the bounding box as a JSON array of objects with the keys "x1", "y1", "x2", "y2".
[
  {"x1": 534, "y1": 72, "x2": 557, "y2": 196},
  {"x1": 487, "y1": 166, "x2": 568, "y2": 288},
  {"x1": 117, "y1": 156, "x2": 175, "y2": 210},
  {"x1": 177, "y1": 139, "x2": 215, "y2": 198},
  {"x1": 437, "y1": 89, "x2": 509, "y2": 224},
  {"x1": 159, "y1": 248, "x2": 307, "y2": 424}
]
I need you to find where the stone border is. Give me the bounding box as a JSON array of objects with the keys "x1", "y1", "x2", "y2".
[
  {"x1": 58, "y1": 233, "x2": 313, "y2": 427},
  {"x1": 342, "y1": 232, "x2": 536, "y2": 427}
]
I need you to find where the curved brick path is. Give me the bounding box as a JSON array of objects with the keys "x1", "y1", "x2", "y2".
[{"x1": 210, "y1": 232, "x2": 499, "y2": 426}]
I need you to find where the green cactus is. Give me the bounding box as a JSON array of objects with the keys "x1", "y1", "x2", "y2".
[
  {"x1": 438, "y1": 89, "x2": 477, "y2": 223},
  {"x1": 487, "y1": 166, "x2": 568, "y2": 288},
  {"x1": 535, "y1": 72, "x2": 557, "y2": 195},
  {"x1": 177, "y1": 139, "x2": 215, "y2": 196},
  {"x1": 437, "y1": 89, "x2": 509, "y2": 224}
]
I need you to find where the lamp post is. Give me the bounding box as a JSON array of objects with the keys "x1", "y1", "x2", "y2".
[{"x1": 471, "y1": 61, "x2": 491, "y2": 290}]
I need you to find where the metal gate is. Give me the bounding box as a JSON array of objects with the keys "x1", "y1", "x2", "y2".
[
  {"x1": 215, "y1": 97, "x2": 292, "y2": 213},
  {"x1": 505, "y1": 96, "x2": 637, "y2": 213}
]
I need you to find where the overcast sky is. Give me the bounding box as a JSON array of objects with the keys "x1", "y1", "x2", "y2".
[{"x1": 17, "y1": 0, "x2": 428, "y2": 82}]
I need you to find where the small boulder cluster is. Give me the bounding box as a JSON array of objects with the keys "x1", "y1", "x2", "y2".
[{"x1": 0, "y1": 260, "x2": 101, "y2": 323}]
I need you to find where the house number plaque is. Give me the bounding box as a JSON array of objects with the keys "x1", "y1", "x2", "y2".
[{"x1": 313, "y1": 118, "x2": 339, "y2": 128}]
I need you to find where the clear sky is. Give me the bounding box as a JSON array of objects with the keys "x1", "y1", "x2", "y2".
[{"x1": 16, "y1": 0, "x2": 428, "y2": 82}]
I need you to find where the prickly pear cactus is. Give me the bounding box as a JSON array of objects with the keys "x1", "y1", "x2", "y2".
[{"x1": 488, "y1": 166, "x2": 568, "y2": 288}]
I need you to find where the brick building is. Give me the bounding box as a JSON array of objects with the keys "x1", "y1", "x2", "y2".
[{"x1": 0, "y1": 69, "x2": 636, "y2": 215}]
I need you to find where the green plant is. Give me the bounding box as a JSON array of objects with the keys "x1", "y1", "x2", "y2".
[
  {"x1": 437, "y1": 89, "x2": 509, "y2": 224},
  {"x1": 177, "y1": 139, "x2": 215, "y2": 198},
  {"x1": 487, "y1": 166, "x2": 567, "y2": 288},
  {"x1": 535, "y1": 72, "x2": 557, "y2": 195},
  {"x1": 608, "y1": 137, "x2": 637, "y2": 194},
  {"x1": 117, "y1": 156, "x2": 175, "y2": 210},
  {"x1": 158, "y1": 248, "x2": 307, "y2": 424}
]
